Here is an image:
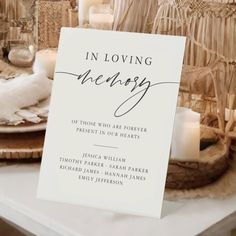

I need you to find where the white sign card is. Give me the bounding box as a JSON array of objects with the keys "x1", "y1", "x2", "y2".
[{"x1": 37, "y1": 28, "x2": 185, "y2": 218}]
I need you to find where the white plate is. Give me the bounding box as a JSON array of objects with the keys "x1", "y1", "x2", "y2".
[{"x1": 0, "y1": 122, "x2": 47, "y2": 133}]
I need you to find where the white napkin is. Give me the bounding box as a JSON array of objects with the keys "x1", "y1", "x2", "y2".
[{"x1": 0, "y1": 73, "x2": 52, "y2": 122}]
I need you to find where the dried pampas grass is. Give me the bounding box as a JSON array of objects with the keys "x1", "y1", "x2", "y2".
[
  {"x1": 152, "y1": 0, "x2": 236, "y2": 139},
  {"x1": 111, "y1": 0, "x2": 158, "y2": 32}
]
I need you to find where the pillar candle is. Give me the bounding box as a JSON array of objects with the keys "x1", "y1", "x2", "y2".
[
  {"x1": 79, "y1": 0, "x2": 103, "y2": 26},
  {"x1": 33, "y1": 49, "x2": 57, "y2": 79},
  {"x1": 171, "y1": 107, "x2": 200, "y2": 161},
  {"x1": 89, "y1": 4, "x2": 114, "y2": 30}
]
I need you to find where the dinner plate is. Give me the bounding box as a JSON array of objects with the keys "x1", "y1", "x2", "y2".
[{"x1": 0, "y1": 121, "x2": 47, "y2": 133}]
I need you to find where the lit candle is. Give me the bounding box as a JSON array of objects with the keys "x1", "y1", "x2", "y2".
[
  {"x1": 79, "y1": 0, "x2": 103, "y2": 26},
  {"x1": 89, "y1": 4, "x2": 114, "y2": 30},
  {"x1": 171, "y1": 107, "x2": 200, "y2": 161}
]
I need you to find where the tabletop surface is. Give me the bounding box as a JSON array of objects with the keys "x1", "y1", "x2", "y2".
[{"x1": 0, "y1": 163, "x2": 236, "y2": 236}]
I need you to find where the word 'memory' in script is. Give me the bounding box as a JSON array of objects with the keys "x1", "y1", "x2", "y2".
[{"x1": 56, "y1": 51, "x2": 179, "y2": 118}]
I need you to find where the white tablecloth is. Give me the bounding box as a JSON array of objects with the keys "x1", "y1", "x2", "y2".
[{"x1": 0, "y1": 163, "x2": 236, "y2": 236}]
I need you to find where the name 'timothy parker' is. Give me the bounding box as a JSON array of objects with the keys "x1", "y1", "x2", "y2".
[{"x1": 56, "y1": 51, "x2": 178, "y2": 117}]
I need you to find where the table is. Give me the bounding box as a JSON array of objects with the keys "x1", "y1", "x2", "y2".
[{"x1": 0, "y1": 163, "x2": 236, "y2": 236}]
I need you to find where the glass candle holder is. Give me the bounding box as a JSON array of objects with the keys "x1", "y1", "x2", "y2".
[
  {"x1": 8, "y1": 44, "x2": 35, "y2": 67},
  {"x1": 8, "y1": 16, "x2": 36, "y2": 67}
]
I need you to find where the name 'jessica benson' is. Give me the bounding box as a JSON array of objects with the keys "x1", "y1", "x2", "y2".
[{"x1": 85, "y1": 51, "x2": 153, "y2": 66}]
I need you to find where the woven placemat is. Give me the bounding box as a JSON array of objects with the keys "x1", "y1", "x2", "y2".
[
  {"x1": 165, "y1": 157, "x2": 236, "y2": 200},
  {"x1": 0, "y1": 59, "x2": 32, "y2": 79},
  {"x1": 0, "y1": 131, "x2": 45, "y2": 160}
]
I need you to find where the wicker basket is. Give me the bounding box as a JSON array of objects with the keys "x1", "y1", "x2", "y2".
[
  {"x1": 167, "y1": 128, "x2": 229, "y2": 189},
  {"x1": 36, "y1": 0, "x2": 71, "y2": 49}
]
